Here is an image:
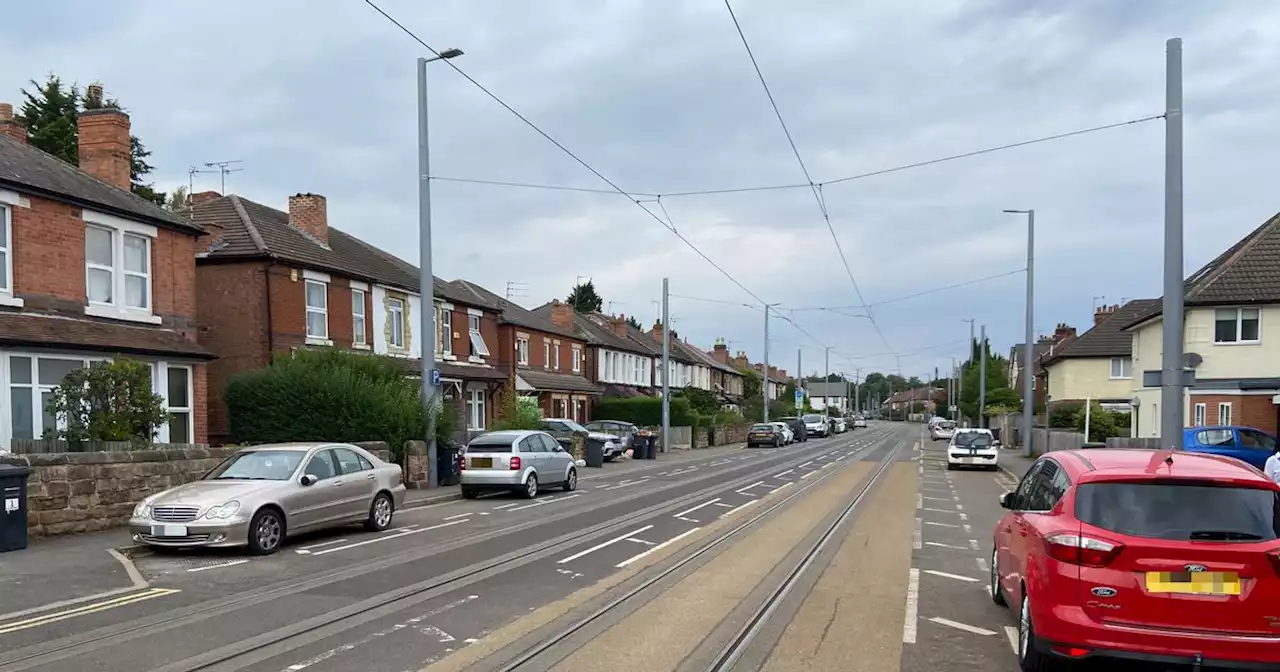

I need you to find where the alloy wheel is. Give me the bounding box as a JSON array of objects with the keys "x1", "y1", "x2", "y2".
[
  {"x1": 374, "y1": 496, "x2": 393, "y2": 528},
  {"x1": 1018, "y1": 594, "x2": 1031, "y2": 661},
  {"x1": 525, "y1": 474, "x2": 538, "y2": 498},
  {"x1": 257, "y1": 514, "x2": 282, "y2": 552}
]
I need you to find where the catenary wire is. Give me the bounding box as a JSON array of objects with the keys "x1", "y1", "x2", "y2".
[{"x1": 786, "y1": 268, "x2": 1027, "y2": 313}]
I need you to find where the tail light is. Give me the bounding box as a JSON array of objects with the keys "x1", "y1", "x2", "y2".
[
  {"x1": 510, "y1": 456, "x2": 522, "y2": 471},
  {"x1": 1267, "y1": 550, "x2": 1280, "y2": 576},
  {"x1": 1044, "y1": 533, "x2": 1122, "y2": 567},
  {"x1": 458, "y1": 455, "x2": 467, "y2": 471}
]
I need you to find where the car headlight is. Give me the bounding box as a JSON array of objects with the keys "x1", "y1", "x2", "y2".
[
  {"x1": 133, "y1": 501, "x2": 152, "y2": 519},
  {"x1": 204, "y1": 501, "x2": 241, "y2": 520},
  {"x1": 604, "y1": 440, "x2": 616, "y2": 449}
]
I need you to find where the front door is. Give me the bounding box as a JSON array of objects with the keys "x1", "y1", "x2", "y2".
[
  {"x1": 332, "y1": 447, "x2": 377, "y2": 521},
  {"x1": 291, "y1": 449, "x2": 344, "y2": 530}
]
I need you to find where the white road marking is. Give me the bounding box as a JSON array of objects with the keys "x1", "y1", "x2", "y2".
[
  {"x1": 443, "y1": 513, "x2": 470, "y2": 521},
  {"x1": 969, "y1": 539, "x2": 980, "y2": 550},
  {"x1": 799, "y1": 461, "x2": 815, "y2": 468},
  {"x1": 418, "y1": 625, "x2": 455, "y2": 643},
  {"x1": 735, "y1": 481, "x2": 766, "y2": 494},
  {"x1": 712, "y1": 502, "x2": 735, "y2": 508},
  {"x1": 922, "y1": 496, "x2": 951, "y2": 502},
  {"x1": 903, "y1": 568, "x2": 919, "y2": 644},
  {"x1": 925, "y1": 541, "x2": 970, "y2": 550},
  {"x1": 773, "y1": 469, "x2": 795, "y2": 478},
  {"x1": 296, "y1": 538, "x2": 350, "y2": 553},
  {"x1": 913, "y1": 518, "x2": 922, "y2": 550},
  {"x1": 675, "y1": 516, "x2": 698, "y2": 523},
  {"x1": 672, "y1": 498, "x2": 721, "y2": 519},
  {"x1": 657, "y1": 471, "x2": 671, "y2": 476},
  {"x1": 1004, "y1": 626, "x2": 1019, "y2": 653},
  {"x1": 923, "y1": 569, "x2": 980, "y2": 583},
  {"x1": 769, "y1": 482, "x2": 793, "y2": 495},
  {"x1": 599, "y1": 478, "x2": 650, "y2": 491},
  {"x1": 616, "y1": 527, "x2": 702, "y2": 568},
  {"x1": 625, "y1": 537, "x2": 655, "y2": 545},
  {"x1": 492, "y1": 502, "x2": 521, "y2": 510},
  {"x1": 557, "y1": 525, "x2": 655, "y2": 564},
  {"x1": 555, "y1": 568, "x2": 584, "y2": 580},
  {"x1": 963, "y1": 524, "x2": 973, "y2": 533},
  {"x1": 187, "y1": 559, "x2": 249, "y2": 573},
  {"x1": 976, "y1": 557, "x2": 989, "y2": 572},
  {"x1": 509, "y1": 494, "x2": 582, "y2": 512},
  {"x1": 924, "y1": 521, "x2": 960, "y2": 529},
  {"x1": 312, "y1": 520, "x2": 467, "y2": 556},
  {"x1": 381, "y1": 524, "x2": 418, "y2": 534},
  {"x1": 955, "y1": 503, "x2": 964, "y2": 511},
  {"x1": 921, "y1": 507, "x2": 962, "y2": 515},
  {"x1": 719, "y1": 499, "x2": 758, "y2": 519},
  {"x1": 801, "y1": 471, "x2": 817, "y2": 479},
  {"x1": 929, "y1": 617, "x2": 996, "y2": 636}
]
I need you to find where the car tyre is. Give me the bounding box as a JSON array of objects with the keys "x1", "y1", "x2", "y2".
[
  {"x1": 523, "y1": 473, "x2": 539, "y2": 499},
  {"x1": 989, "y1": 547, "x2": 1006, "y2": 606},
  {"x1": 1017, "y1": 591, "x2": 1055, "y2": 672},
  {"x1": 563, "y1": 468, "x2": 578, "y2": 492},
  {"x1": 365, "y1": 492, "x2": 394, "y2": 532},
  {"x1": 247, "y1": 508, "x2": 284, "y2": 556},
  {"x1": 461, "y1": 486, "x2": 480, "y2": 499},
  {"x1": 946, "y1": 463, "x2": 955, "y2": 471}
]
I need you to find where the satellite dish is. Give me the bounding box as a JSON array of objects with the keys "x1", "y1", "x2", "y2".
[
  {"x1": 1184, "y1": 352, "x2": 1203, "y2": 369},
  {"x1": 1131, "y1": 396, "x2": 1141, "y2": 408}
]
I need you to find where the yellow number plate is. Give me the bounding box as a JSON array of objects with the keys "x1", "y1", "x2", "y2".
[
  {"x1": 1145, "y1": 571, "x2": 1240, "y2": 595},
  {"x1": 471, "y1": 457, "x2": 493, "y2": 468}
]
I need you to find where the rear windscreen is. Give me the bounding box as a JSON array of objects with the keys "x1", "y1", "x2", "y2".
[
  {"x1": 954, "y1": 433, "x2": 991, "y2": 447},
  {"x1": 467, "y1": 438, "x2": 514, "y2": 452},
  {"x1": 751, "y1": 424, "x2": 774, "y2": 431},
  {"x1": 1076, "y1": 481, "x2": 1280, "y2": 541}
]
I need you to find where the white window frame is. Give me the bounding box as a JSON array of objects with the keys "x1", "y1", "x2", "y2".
[
  {"x1": 543, "y1": 341, "x2": 551, "y2": 369},
  {"x1": 517, "y1": 337, "x2": 530, "y2": 365},
  {"x1": 5, "y1": 353, "x2": 110, "y2": 444},
  {"x1": 553, "y1": 341, "x2": 561, "y2": 371},
  {"x1": 304, "y1": 279, "x2": 329, "y2": 342},
  {"x1": 387, "y1": 297, "x2": 405, "y2": 349},
  {"x1": 0, "y1": 204, "x2": 12, "y2": 298},
  {"x1": 351, "y1": 289, "x2": 367, "y2": 347},
  {"x1": 1109, "y1": 357, "x2": 1132, "y2": 380},
  {"x1": 467, "y1": 312, "x2": 490, "y2": 360},
  {"x1": 572, "y1": 346, "x2": 582, "y2": 373},
  {"x1": 81, "y1": 211, "x2": 158, "y2": 324},
  {"x1": 1218, "y1": 402, "x2": 1233, "y2": 426},
  {"x1": 439, "y1": 306, "x2": 453, "y2": 356},
  {"x1": 466, "y1": 389, "x2": 486, "y2": 431},
  {"x1": 1214, "y1": 307, "x2": 1261, "y2": 345},
  {"x1": 1193, "y1": 402, "x2": 1207, "y2": 427},
  {"x1": 158, "y1": 363, "x2": 194, "y2": 444}
]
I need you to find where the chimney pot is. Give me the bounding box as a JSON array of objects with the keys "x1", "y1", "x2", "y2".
[
  {"x1": 288, "y1": 193, "x2": 329, "y2": 244},
  {"x1": 77, "y1": 102, "x2": 132, "y2": 190},
  {"x1": 0, "y1": 103, "x2": 25, "y2": 144}
]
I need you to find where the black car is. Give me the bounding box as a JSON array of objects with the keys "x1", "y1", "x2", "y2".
[
  {"x1": 747, "y1": 423, "x2": 785, "y2": 448},
  {"x1": 776, "y1": 417, "x2": 809, "y2": 442}
]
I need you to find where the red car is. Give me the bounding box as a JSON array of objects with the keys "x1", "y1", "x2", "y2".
[{"x1": 991, "y1": 449, "x2": 1280, "y2": 670}]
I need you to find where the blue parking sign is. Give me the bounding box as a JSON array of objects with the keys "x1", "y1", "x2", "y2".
[
  {"x1": 430, "y1": 368, "x2": 441, "y2": 386},
  {"x1": 794, "y1": 389, "x2": 804, "y2": 406}
]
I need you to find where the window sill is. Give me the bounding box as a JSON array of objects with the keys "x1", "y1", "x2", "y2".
[
  {"x1": 441, "y1": 353, "x2": 457, "y2": 361},
  {"x1": 305, "y1": 337, "x2": 333, "y2": 346},
  {"x1": 1108, "y1": 376, "x2": 1132, "y2": 381},
  {"x1": 469, "y1": 356, "x2": 487, "y2": 364},
  {"x1": 85, "y1": 304, "x2": 162, "y2": 325},
  {"x1": 1213, "y1": 340, "x2": 1261, "y2": 346},
  {"x1": 353, "y1": 343, "x2": 372, "y2": 351},
  {"x1": 0, "y1": 294, "x2": 24, "y2": 308}
]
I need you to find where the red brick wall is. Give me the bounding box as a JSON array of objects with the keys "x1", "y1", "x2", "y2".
[
  {"x1": 328, "y1": 282, "x2": 354, "y2": 349},
  {"x1": 193, "y1": 363, "x2": 209, "y2": 445},
  {"x1": 266, "y1": 265, "x2": 306, "y2": 350},
  {"x1": 196, "y1": 262, "x2": 271, "y2": 443},
  {"x1": 1190, "y1": 394, "x2": 1277, "y2": 434}
]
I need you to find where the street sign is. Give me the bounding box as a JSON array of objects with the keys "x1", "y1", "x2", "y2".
[
  {"x1": 430, "y1": 368, "x2": 441, "y2": 386},
  {"x1": 949, "y1": 405, "x2": 957, "y2": 412},
  {"x1": 794, "y1": 389, "x2": 804, "y2": 408}
]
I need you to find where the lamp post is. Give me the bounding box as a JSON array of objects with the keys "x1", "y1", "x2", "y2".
[
  {"x1": 418, "y1": 47, "x2": 464, "y2": 489},
  {"x1": 1003, "y1": 208, "x2": 1035, "y2": 457}
]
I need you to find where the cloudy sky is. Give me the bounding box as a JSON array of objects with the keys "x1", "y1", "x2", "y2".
[{"x1": 4, "y1": 1, "x2": 1278, "y2": 382}]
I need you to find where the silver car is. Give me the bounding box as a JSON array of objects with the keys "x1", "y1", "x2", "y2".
[
  {"x1": 460, "y1": 430, "x2": 577, "y2": 499},
  {"x1": 128, "y1": 443, "x2": 407, "y2": 555}
]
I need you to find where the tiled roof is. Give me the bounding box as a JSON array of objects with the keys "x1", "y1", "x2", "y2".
[
  {"x1": 0, "y1": 312, "x2": 214, "y2": 359},
  {"x1": 528, "y1": 305, "x2": 650, "y2": 356},
  {"x1": 190, "y1": 194, "x2": 484, "y2": 308},
  {"x1": 449, "y1": 281, "x2": 578, "y2": 340},
  {"x1": 683, "y1": 343, "x2": 740, "y2": 374},
  {"x1": 516, "y1": 369, "x2": 603, "y2": 394},
  {"x1": 1044, "y1": 299, "x2": 1160, "y2": 363},
  {"x1": 0, "y1": 134, "x2": 202, "y2": 235}
]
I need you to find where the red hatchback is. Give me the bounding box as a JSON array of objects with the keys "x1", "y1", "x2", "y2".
[{"x1": 991, "y1": 449, "x2": 1280, "y2": 670}]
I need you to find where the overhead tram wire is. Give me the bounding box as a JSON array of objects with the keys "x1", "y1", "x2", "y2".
[{"x1": 786, "y1": 268, "x2": 1027, "y2": 313}]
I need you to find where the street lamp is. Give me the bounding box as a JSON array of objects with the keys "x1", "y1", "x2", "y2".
[
  {"x1": 1003, "y1": 209, "x2": 1035, "y2": 457},
  {"x1": 419, "y1": 47, "x2": 464, "y2": 489}
]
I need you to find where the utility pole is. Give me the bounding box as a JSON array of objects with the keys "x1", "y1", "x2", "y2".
[
  {"x1": 823, "y1": 346, "x2": 831, "y2": 414},
  {"x1": 951, "y1": 357, "x2": 957, "y2": 421},
  {"x1": 796, "y1": 349, "x2": 803, "y2": 415},
  {"x1": 1004, "y1": 208, "x2": 1037, "y2": 457},
  {"x1": 979, "y1": 325, "x2": 988, "y2": 429},
  {"x1": 662, "y1": 278, "x2": 671, "y2": 453},
  {"x1": 1160, "y1": 37, "x2": 1186, "y2": 450},
  {"x1": 763, "y1": 304, "x2": 779, "y2": 422}
]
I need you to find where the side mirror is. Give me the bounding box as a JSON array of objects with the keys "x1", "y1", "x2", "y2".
[
  {"x1": 999, "y1": 492, "x2": 1016, "y2": 510},
  {"x1": 301, "y1": 474, "x2": 318, "y2": 486},
  {"x1": 553, "y1": 445, "x2": 564, "y2": 452}
]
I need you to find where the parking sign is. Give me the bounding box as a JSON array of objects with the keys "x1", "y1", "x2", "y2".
[
  {"x1": 430, "y1": 368, "x2": 441, "y2": 386},
  {"x1": 794, "y1": 388, "x2": 804, "y2": 408}
]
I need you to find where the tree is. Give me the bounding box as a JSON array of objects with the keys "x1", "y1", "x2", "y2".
[
  {"x1": 566, "y1": 280, "x2": 603, "y2": 313},
  {"x1": 46, "y1": 359, "x2": 169, "y2": 447},
  {"x1": 739, "y1": 368, "x2": 762, "y2": 400},
  {"x1": 165, "y1": 185, "x2": 190, "y2": 212},
  {"x1": 493, "y1": 386, "x2": 543, "y2": 430},
  {"x1": 678, "y1": 385, "x2": 720, "y2": 416},
  {"x1": 625, "y1": 315, "x2": 642, "y2": 330},
  {"x1": 907, "y1": 376, "x2": 923, "y2": 387}
]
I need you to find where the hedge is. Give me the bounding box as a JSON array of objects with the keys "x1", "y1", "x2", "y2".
[{"x1": 593, "y1": 396, "x2": 695, "y2": 427}]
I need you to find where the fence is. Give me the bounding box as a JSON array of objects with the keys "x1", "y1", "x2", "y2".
[
  {"x1": 1031, "y1": 428, "x2": 1085, "y2": 456},
  {"x1": 667, "y1": 426, "x2": 693, "y2": 449}
]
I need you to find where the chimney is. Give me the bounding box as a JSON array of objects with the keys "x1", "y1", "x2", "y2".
[
  {"x1": 711, "y1": 338, "x2": 730, "y2": 364},
  {"x1": 1053, "y1": 322, "x2": 1077, "y2": 342},
  {"x1": 549, "y1": 299, "x2": 575, "y2": 331},
  {"x1": 607, "y1": 314, "x2": 629, "y2": 338},
  {"x1": 650, "y1": 320, "x2": 665, "y2": 344},
  {"x1": 1094, "y1": 303, "x2": 1118, "y2": 327},
  {"x1": 77, "y1": 93, "x2": 132, "y2": 190},
  {"x1": 0, "y1": 103, "x2": 26, "y2": 144},
  {"x1": 190, "y1": 191, "x2": 222, "y2": 206},
  {"x1": 732, "y1": 351, "x2": 750, "y2": 370},
  {"x1": 288, "y1": 193, "x2": 329, "y2": 244}
]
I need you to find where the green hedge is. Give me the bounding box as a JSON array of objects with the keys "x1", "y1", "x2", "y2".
[
  {"x1": 225, "y1": 349, "x2": 453, "y2": 460},
  {"x1": 593, "y1": 396, "x2": 694, "y2": 426}
]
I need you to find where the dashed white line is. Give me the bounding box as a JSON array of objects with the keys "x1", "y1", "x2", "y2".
[
  {"x1": 312, "y1": 520, "x2": 468, "y2": 556},
  {"x1": 976, "y1": 557, "x2": 989, "y2": 572},
  {"x1": 924, "y1": 541, "x2": 970, "y2": 550},
  {"x1": 557, "y1": 525, "x2": 654, "y2": 564},
  {"x1": 929, "y1": 617, "x2": 997, "y2": 636},
  {"x1": 187, "y1": 559, "x2": 248, "y2": 573},
  {"x1": 903, "y1": 568, "x2": 919, "y2": 644},
  {"x1": 295, "y1": 538, "x2": 350, "y2": 553},
  {"x1": 769, "y1": 482, "x2": 794, "y2": 495},
  {"x1": 923, "y1": 569, "x2": 980, "y2": 583},
  {"x1": 719, "y1": 499, "x2": 758, "y2": 519},
  {"x1": 801, "y1": 471, "x2": 817, "y2": 479},
  {"x1": 773, "y1": 469, "x2": 795, "y2": 478},
  {"x1": 1004, "y1": 626, "x2": 1019, "y2": 653},
  {"x1": 735, "y1": 481, "x2": 766, "y2": 494},
  {"x1": 672, "y1": 498, "x2": 721, "y2": 519},
  {"x1": 923, "y1": 521, "x2": 960, "y2": 529},
  {"x1": 969, "y1": 539, "x2": 981, "y2": 550},
  {"x1": 509, "y1": 494, "x2": 582, "y2": 511},
  {"x1": 922, "y1": 496, "x2": 952, "y2": 503},
  {"x1": 443, "y1": 513, "x2": 470, "y2": 521},
  {"x1": 492, "y1": 502, "x2": 521, "y2": 510},
  {"x1": 913, "y1": 518, "x2": 922, "y2": 550},
  {"x1": 921, "y1": 507, "x2": 963, "y2": 516},
  {"x1": 615, "y1": 527, "x2": 702, "y2": 568}
]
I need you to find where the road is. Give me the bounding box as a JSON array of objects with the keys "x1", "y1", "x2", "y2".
[{"x1": 0, "y1": 423, "x2": 1041, "y2": 672}]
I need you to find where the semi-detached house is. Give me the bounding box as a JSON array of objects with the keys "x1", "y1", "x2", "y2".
[
  {"x1": 530, "y1": 304, "x2": 656, "y2": 398},
  {"x1": 1039, "y1": 301, "x2": 1157, "y2": 412},
  {"x1": 189, "y1": 192, "x2": 505, "y2": 444},
  {"x1": 0, "y1": 99, "x2": 215, "y2": 450}
]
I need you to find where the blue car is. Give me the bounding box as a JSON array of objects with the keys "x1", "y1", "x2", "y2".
[{"x1": 1182, "y1": 425, "x2": 1277, "y2": 470}]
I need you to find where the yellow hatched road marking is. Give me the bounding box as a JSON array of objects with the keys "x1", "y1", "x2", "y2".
[{"x1": 0, "y1": 588, "x2": 180, "y2": 635}]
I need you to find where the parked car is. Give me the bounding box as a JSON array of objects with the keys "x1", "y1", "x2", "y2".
[
  {"x1": 776, "y1": 416, "x2": 809, "y2": 442},
  {"x1": 832, "y1": 417, "x2": 848, "y2": 433},
  {"x1": 852, "y1": 416, "x2": 867, "y2": 429},
  {"x1": 461, "y1": 430, "x2": 577, "y2": 499},
  {"x1": 802, "y1": 413, "x2": 829, "y2": 438},
  {"x1": 583, "y1": 420, "x2": 652, "y2": 456},
  {"x1": 947, "y1": 428, "x2": 998, "y2": 470},
  {"x1": 930, "y1": 420, "x2": 957, "y2": 442},
  {"x1": 1182, "y1": 425, "x2": 1277, "y2": 471},
  {"x1": 541, "y1": 418, "x2": 622, "y2": 460},
  {"x1": 992, "y1": 448, "x2": 1280, "y2": 670},
  {"x1": 747, "y1": 422, "x2": 785, "y2": 447},
  {"x1": 128, "y1": 443, "x2": 407, "y2": 555},
  {"x1": 772, "y1": 421, "x2": 796, "y2": 444}
]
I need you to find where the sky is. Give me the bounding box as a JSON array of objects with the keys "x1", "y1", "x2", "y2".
[{"x1": 3, "y1": 1, "x2": 1278, "y2": 383}]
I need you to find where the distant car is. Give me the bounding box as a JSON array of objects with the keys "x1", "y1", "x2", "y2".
[
  {"x1": 1181, "y1": 425, "x2": 1277, "y2": 471},
  {"x1": 772, "y1": 421, "x2": 795, "y2": 444},
  {"x1": 947, "y1": 428, "x2": 998, "y2": 470},
  {"x1": 583, "y1": 420, "x2": 651, "y2": 456},
  {"x1": 852, "y1": 416, "x2": 867, "y2": 429},
  {"x1": 992, "y1": 449, "x2": 1280, "y2": 669},
  {"x1": 833, "y1": 417, "x2": 848, "y2": 433},
  {"x1": 461, "y1": 430, "x2": 577, "y2": 499},
  {"x1": 747, "y1": 423, "x2": 785, "y2": 448},
  {"x1": 541, "y1": 418, "x2": 622, "y2": 460},
  {"x1": 802, "y1": 413, "x2": 829, "y2": 438},
  {"x1": 128, "y1": 443, "x2": 407, "y2": 555},
  {"x1": 930, "y1": 420, "x2": 957, "y2": 442},
  {"x1": 777, "y1": 417, "x2": 809, "y2": 442}
]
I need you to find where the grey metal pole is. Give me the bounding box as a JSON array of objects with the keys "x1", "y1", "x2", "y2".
[
  {"x1": 417, "y1": 57, "x2": 440, "y2": 489},
  {"x1": 1022, "y1": 211, "x2": 1037, "y2": 457},
  {"x1": 979, "y1": 325, "x2": 988, "y2": 429},
  {"x1": 796, "y1": 349, "x2": 802, "y2": 415},
  {"x1": 661, "y1": 277, "x2": 671, "y2": 453},
  {"x1": 823, "y1": 347, "x2": 830, "y2": 413},
  {"x1": 762, "y1": 306, "x2": 771, "y2": 423},
  {"x1": 1160, "y1": 37, "x2": 1186, "y2": 450}
]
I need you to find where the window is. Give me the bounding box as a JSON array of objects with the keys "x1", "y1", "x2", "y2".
[
  {"x1": 352, "y1": 290, "x2": 367, "y2": 345},
  {"x1": 544, "y1": 341, "x2": 551, "y2": 369},
  {"x1": 439, "y1": 307, "x2": 452, "y2": 355},
  {"x1": 1214, "y1": 307, "x2": 1260, "y2": 344},
  {"x1": 1193, "y1": 402, "x2": 1206, "y2": 427},
  {"x1": 304, "y1": 450, "x2": 338, "y2": 481},
  {"x1": 1075, "y1": 482, "x2": 1279, "y2": 541},
  {"x1": 9, "y1": 356, "x2": 92, "y2": 441},
  {"x1": 553, "y1": 344, "x2": 560, "y2": 370},
  {"x1": 388, "y1": 298, "x2": 405, "y2": 349},
  {"x1": 85, "y1": 221, "x2": 153, "y2": 314},
  {"x1": 165, "y1": 365, "x2": 193, "y2": 444},
  {"x1": 0, "y1": 204, "x2": 10, "y2": 293},
  {"x1": 467, "y1": 389, "x2": 486, "y2": 430},
  {"x1": 333, "y1": 448, "x2": 370, "y2": 474},
  {"x1": 1240, "y1": 429, "x2": 1277, "y2": 452},
  {"x1": 85, "y1": 226, "x2": 114, "y2": 304},
  {"x1": 1109, "y1": 357, "x2": 1132, "y2": 379},
  {"x1": 517, "y1": 337, "x2": 530, "y2": 365},
  {"x1": 1218, "y1": 402, "x2": 1233, "y2": 426},
  {"x1": 304, "y1": 280, "x2": 328, "y2": 339},
  {"x1": 468, "y1": 314, "x2": 490, "y2": 357},
  {"x1": 572, "y1": 347, "x2": 582, "y2": 373}
]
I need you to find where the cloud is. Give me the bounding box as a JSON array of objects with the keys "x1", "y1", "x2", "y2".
[{"x1": 2, "y1": 0, "x2": 1278, "y2": 379}]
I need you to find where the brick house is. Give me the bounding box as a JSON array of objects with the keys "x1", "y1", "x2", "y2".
[
  {"x1": 645, "y1": 321, "x2": 715, "y2": 392},
  {"x1": 1039, "y1": 302, "x2": 1156, "y2": 413},
  {"x1": 450, "y1": 284, "x2": 601, "y2": 423},
  {"x1": 188, "y1": 193, "x2": 505, "y2": 444},
  {"x1": 704, "y1": 339, "x2": 746, "y2": 403},
  {"x1": 530, "y1": 303, "x2": 656, "y2": 399},
  {"x1": 0, "y1": 99, "x2": 215, "y2": 449},
  {"x1": 1009, "y1": 323, "x2": 1077, "y2": 411}
]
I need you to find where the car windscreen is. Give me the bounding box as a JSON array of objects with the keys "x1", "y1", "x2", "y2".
[
  {"x1": 939, "y1": 421, "x2": 955, "y2": 430},
  {"x1": 1076, "y1": 481, "x2": 1280, "y2": 541},
  {"x1": 953, "y1": 432, "x2": 992, "y2": 447},
  {"x1": 467, "y1": 436, "x2": 515, "y2": 452},
  {"x1": 205, "y1": 450, "x2": 305, "y2": 481},
  {"x1": 803, "y1": 414, "x2": 824, "y2": 423},
  {"x1": 751, "y1": 424, "x2": 774, "y2": 431},
  {"x1": 559, "y1": 419, "x2": 589, "y2": 434}
]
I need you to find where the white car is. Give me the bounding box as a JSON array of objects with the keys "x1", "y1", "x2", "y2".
[
  {"x1": 852, "y1": 417, "x2": 867, "y2": 429},
  {"x1": 946, "y1": 428, "x2": 999, "y2": 471},
  {"x1": 930, "y1": 420, "x2": 956, "y2": 442},
  {"x1": 833, "y1": 417, "x2": 848, "y2": 433},
  {"x1": 771, "y1": 422, "x2": 795, "y2": 444},
  {"x1": 802, "y1": 413, "x2": 829, "y2": 438}
]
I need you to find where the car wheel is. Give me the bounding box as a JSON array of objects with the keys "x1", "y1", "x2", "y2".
[
  {"x1": 563, "y1": 468, "x2": 578, "y2": 492},
  {"x1": 523, "y1": 473, "x2": 539, "y2": 499},
  {"x1": 990, "y1": 547, "x2": 1006, "y2": 606},
  {"x1": 1017, "y1": 591, "x2": 1054, "y2": 671},
  {"x1": 365, "y1": 492, "x2": 394, "y2": 532},
  {"x1": 247, "y1": 508, "x2": 284, "y2": 556},
  {"x1": 461, "y1": 486, "x2": 480, "y2": 499}
]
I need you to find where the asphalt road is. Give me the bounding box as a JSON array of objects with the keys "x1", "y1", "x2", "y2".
[{"x1": 0, "y1": 427, "x2": 897, "y2": 672}]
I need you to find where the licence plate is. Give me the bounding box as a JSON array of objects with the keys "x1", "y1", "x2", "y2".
[
  {"x1": 1145, "y1": 571, "x2": 1241, "y2": 595},
  {"x1": 471, "y1": 457, "x2": 493, "y2": 468},
  {"x1": 150, "y1": 524, "x2": 187, "y2": 537}
]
